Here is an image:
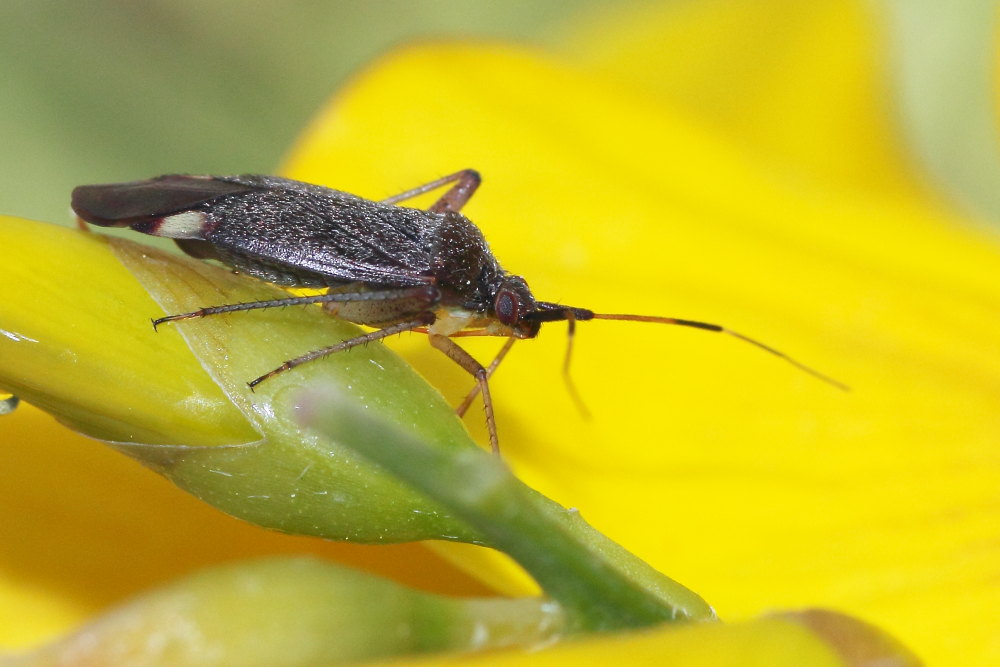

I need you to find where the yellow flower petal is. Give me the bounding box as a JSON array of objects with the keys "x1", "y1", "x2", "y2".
[
  {"x1": 285, "y1": 40, "x2": 1000, "y2": 664},
  {"x1": 560, "y1": 0, "x2": 939, "y2": 205}
]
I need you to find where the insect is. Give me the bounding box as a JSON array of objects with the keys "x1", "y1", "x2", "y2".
[{"x1": 72, "y1": 170, "x2": 845, "y2": 452}]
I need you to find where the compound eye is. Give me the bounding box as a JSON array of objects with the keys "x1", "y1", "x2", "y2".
[{"x1": 495, "y1": 289, "x2": 520, "y2": 326}]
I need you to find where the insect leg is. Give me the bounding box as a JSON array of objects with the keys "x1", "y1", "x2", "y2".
[
  {"x1": 152, "y1": 286, "x2": 440, "y2": 329},
  {"x1": 429, "y1": 334, "x2": 500, "y2": 454},
  {"x1": 379, "y1": 169, "x2": 481, "y2": 214},
  {"x1": 455, "y1": 336, "x2": 516, "y2": 418},
  {"x1": 249, "y1": 314, "x2": 435, "y2": 389}
]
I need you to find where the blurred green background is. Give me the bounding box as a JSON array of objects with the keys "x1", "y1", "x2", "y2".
[
  {"x1": 4, "y1": 2, "x2": 999, "y2": 226},
  {"x1": 0, "y1": 1, "x2": 608, "y2": 224}
]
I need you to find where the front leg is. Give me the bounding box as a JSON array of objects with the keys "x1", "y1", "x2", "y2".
[
  {"x1": 428, "y1": 333, "x2": 499, "y2": 454},
  {"x1": 455, "y1": 337, "x2": 516, "y2": 418}
]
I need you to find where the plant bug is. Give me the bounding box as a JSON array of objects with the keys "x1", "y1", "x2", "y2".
[{"x1": 72, "y1": 170, "x2": 846, "y2": 452}]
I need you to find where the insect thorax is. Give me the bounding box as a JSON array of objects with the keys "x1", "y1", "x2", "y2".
[{"x1": 426, "y1": 211, "x2": 507, "y2": 311}]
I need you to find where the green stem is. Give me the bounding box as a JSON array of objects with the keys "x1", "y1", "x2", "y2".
[{"x1": 300, "y1": 387, "x2": 715, "y2": 633}]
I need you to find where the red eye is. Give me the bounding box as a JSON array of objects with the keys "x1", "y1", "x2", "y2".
[{"x1": 495, "y1": 289, "x2": 519, "y2": 325}]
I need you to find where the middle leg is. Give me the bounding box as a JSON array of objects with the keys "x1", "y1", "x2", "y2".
[
  {"x1": 250, "y1": 314, "x2": 435, "y2": 388},
  {"x1": 380, "y1": 169, "x2": 481, "y2": 214}
]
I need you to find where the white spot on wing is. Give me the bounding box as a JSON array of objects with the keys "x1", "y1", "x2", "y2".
[{"x1": 157, "y1": 210, "x2": 207, "y2": 239}]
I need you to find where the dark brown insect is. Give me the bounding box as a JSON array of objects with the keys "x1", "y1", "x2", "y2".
[{"x1": 72, "y1": 170, "x2": 845, "y2": 452}]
